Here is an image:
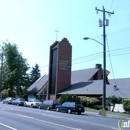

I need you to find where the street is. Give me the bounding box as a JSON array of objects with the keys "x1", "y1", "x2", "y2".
[{"x1": 0, "y1": 102, "x2": 119, "y2": 130}]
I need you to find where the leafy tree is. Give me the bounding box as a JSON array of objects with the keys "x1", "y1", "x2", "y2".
[
  {"x1": 106, "y1": 96, "x2": 122, "y2": 112},
  {"x1": 29, "y1": 64, "x2": 41, "y2": 85},
  {"x1": 2, "y1": 41, "x2": 30, "y2": 97},
  {"x1": 122, "y1": 99, "x2": 130, "y2": 113}
]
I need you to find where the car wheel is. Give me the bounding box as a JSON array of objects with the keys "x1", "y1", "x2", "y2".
[
  {"x1": 78, "y1": 112, "x2": 81, "y2": 115},
  {"x1": 24, "y1": 103, "x2": 27, "y2": 107},
  {"x1": 68, "y1": 109, "x2": 72, "y2": 114},
  {"x1": 47, "y1": 106, "x2": 50, "y2": 111},
  {"x1": 31, "y1": 104, "x2": 34, "y2": 108},
  {"x1": 56, "y1": 108, "x2": 60, "y2": 112}
]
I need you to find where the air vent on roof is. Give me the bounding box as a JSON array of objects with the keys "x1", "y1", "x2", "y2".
[{"x1": 113, "y1": 85, "x2": 119, "y2": 91}]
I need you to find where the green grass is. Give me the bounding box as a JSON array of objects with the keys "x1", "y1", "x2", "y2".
[{"x1": 85, "y1": 107, "x2": 130, "y2": 117}]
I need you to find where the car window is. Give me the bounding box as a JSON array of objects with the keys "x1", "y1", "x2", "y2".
[
  {"x1": 70, "y1": 103, "x2": 75, "y2": 107},
  {"x1": 62, "y1": 102, "x2": 69, "y2": 106},
  {"x1": 20, "y1": 99, "x2": 26, "y2": 101},
  {"x1": 53, "y1": 100, "x2": 60, "y2": 104},
  {"x1": 75, "y1": 103, "x2": 84, "y2": 107},
  {"x1": 43, "y1": 100, "x2": 47, "y2": 104},
  {"x1": 49, "y1": 100, "x2": 53, "y2": 104},
  {"x1": 34, "y1": 99, "x2": 40, "y2": 102}
]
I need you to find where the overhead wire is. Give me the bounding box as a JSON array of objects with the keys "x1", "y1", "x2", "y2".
[
  {"x1": 40, "y1": 47, "x2": 130, "y2": 69},
  {"x1": 106, "y1": 39, "x2": 128, "y2": 98}
]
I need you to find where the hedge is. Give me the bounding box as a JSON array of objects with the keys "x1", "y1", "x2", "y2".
[{"x1": 93, "y1": 105, "x2": 103, "y2": 110}]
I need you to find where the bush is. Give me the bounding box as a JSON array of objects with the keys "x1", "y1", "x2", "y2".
[
  {"x1": 122, "y1": 99, "x2": 130, "y2": 113},
  {"x1": 93, "y1": 105, "x2": 103, "y2": 110},
  {"x1": 58, "y1": 94, "x2": 80, "y2": 104},
  {"x1": 79, "y1": 96, "x2": 100, "y2": 107},
  {"x1": 106, "y1": 96, "x2": 122, "y2": 112}
]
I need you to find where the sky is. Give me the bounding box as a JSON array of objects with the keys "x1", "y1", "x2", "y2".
[{"x1": 0, "y1": 0, "x2": 130, "y2": 79}]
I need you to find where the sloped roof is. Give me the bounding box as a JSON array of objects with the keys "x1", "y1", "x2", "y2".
[
  {"x1": 27, "y1": 75, "x2": 48, "y2": 93},
  {"x1": 58, "y1": 78, "x2": 130, "y2": 98},
  {"x1": 71, "y1": 68, "x2": 99, "y2": 84},
  {"x1": 27, "y1": 67, "x2": 99, "y2": 93}
]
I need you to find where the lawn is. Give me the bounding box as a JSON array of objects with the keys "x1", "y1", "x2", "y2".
[{"x1": 85, "y1": 107, "x2": 130, "y2": 117}]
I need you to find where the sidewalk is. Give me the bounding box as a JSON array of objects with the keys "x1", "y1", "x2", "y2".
[{"x1": 85, "y1": 111, "x2": 130, "y2": 119}]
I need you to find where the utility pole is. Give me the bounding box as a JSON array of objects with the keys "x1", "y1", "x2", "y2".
[{"x1": 95, "y1": 6, "x2": 114, "y2": 114}]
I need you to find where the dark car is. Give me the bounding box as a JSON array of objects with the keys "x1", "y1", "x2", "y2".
[
  {"x1": 3, "y1": 97, "x2": 15, "y2": 104},
  {"x1": 38, "y1": 100, "x2": 61, "y2": 110},
  {"x1": 12, "y1": 98, "x2": 26, "y2": 106},
  {"x1": 55, "y1": 102, "x2": 85, "y2": 115}
]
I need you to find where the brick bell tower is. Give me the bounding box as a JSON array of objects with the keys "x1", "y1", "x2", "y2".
[{"x1": 47, "y1": 38, "x2": 72, "y2": 100}]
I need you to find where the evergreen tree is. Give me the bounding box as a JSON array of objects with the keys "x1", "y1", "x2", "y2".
[{"x1": 29, "y1": 64, "x2": 41, "y2": 85}]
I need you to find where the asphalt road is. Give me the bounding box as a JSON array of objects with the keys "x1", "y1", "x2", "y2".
[{"x1": 0, "y1": 102, "x2": 120, "y2": 130}]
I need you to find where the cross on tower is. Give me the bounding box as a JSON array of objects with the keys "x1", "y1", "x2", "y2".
[{"x1": 55, "y1": 29, "x2": 59, "y2": 41}]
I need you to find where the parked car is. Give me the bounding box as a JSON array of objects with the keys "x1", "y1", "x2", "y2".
[
  {"x1": 12, "y1": 98, "x2": 26, "y2": 106},
  {"x1": 55, "y1": 102, "x2": 85, "y2": 115},
  {"x1": 24, "y1": 99, "x2": 41, "y2": 108},
  {"x1": 3, "y1": 97, "x2": 15, "y2": 104},
  {"x1": 38, "y1": 100, "x2": 61, "y2": 110}
]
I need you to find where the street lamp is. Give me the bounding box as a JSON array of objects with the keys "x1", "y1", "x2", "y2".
[{"x1": 83, "y1": 37, "x2": 106, "y2": 115}]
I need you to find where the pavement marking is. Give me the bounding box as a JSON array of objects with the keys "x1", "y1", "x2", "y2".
[
  {"x1": 17, "y1": 114, "x2": 81, "y2": 130},
  {"x1": 41, "y1": 113, "x2": 119, "y2": 130},
  {"x1": 0, "y1": 123, "x2": 17, "y2": 130},
  {"x1": 0, "y1": 108, "x2": 118, "y2": 130}
]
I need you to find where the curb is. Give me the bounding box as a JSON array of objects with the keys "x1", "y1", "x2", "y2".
[{"x1": 85, "y1": 111, "x2": 130, "y2": 119}]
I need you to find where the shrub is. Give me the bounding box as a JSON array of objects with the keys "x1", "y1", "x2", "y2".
[
  {"x1": 106, "y1": 96, "x2": 122, "y2": 112},
  {"x1": 58, "y1": 94, "x2": 80, "y2": 104},
  {"x1": 93, "y1": 105, "x2": 103, "y2": 110},
  {"x1": 79, "y1": 96, "x2": 100, "y2": 107},
  {"x1": 122, "y1": 99, "x2": 130, "y2": 113}
]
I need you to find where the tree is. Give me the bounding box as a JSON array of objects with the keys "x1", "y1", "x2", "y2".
[
  {"x1": 122, "y1": 99, "x2": 130, "y2": 113},
  {"x1": 2, "y1": 41, "x2": 30, "y2": 97},
  {"x1": 106, "y1": 96, "x2": 122, "y2": 112},
  {"x1": 29, "y1": 64, "x2": 41, "y2": 85}
]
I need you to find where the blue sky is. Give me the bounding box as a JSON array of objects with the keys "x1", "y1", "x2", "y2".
[{"x1": 0, "y1": 0, "x2": 130, "y2": 79}]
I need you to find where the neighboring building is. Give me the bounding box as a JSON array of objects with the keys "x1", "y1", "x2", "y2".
[{"x1": 27, "y1": 38, "x2": 130, "y2": 100}]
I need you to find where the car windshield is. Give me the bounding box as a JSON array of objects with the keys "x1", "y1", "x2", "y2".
[
  {"x1": 33, "y1": 99, "x2": 40, "y2": 102},
  {"x1": 20, "y1": 99, "x2": 26, "y2": 101}
]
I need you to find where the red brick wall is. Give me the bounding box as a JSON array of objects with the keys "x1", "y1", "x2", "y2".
[{"x1": 56, "y1": 38, "x2": 72, "y2": 93}]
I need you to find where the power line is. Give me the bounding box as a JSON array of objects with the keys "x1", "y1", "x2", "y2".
[
  {"x1": 106, "y1": 39, "x2": 116, "y2": 84},
  {"x1": 39, "y1": 47, "x2": 130, "y2": 68}
]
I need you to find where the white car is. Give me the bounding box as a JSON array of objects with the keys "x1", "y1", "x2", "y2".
[{"x1": 24, "y1": 99, "x2": 41, "y2": 108}]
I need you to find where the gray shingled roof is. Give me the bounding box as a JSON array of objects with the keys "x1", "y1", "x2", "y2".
[
  {"x1": 58, "y1": 78, "x2": 130, "y2": 98},
  {"x1": 27, "y1": 68, "x2": 98, "y2": 93},
  {"x1": 27, "y1": 75, "x2": 48, "y2": 93},
  {"x1": 27, "y1": 67, "x2": 130, "y2": 99},
  {"x1": 71, "y1": 68, "x2": 99, "y2": 84}
]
